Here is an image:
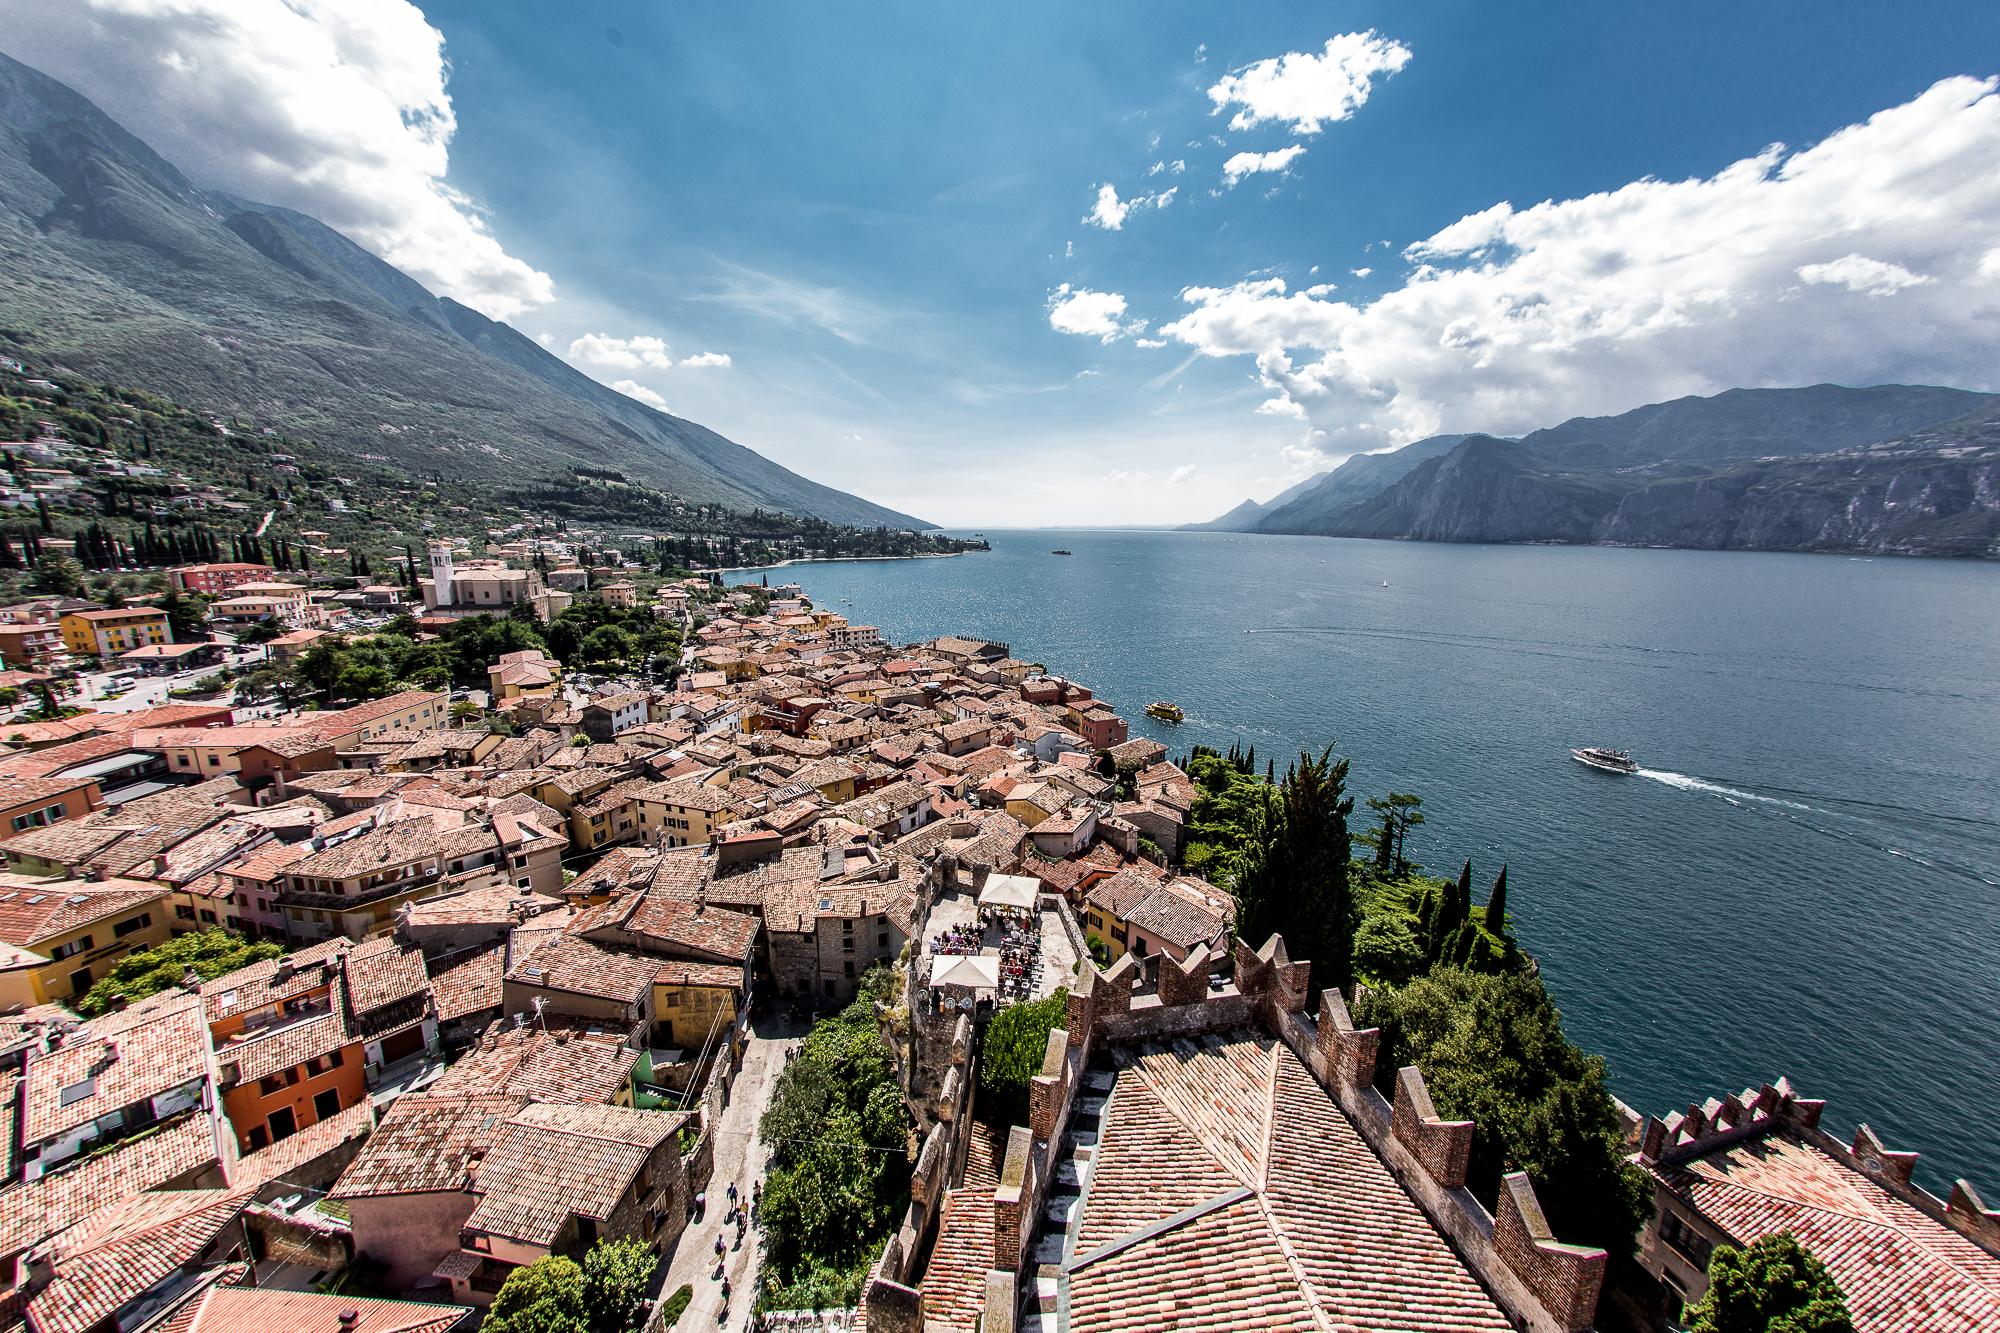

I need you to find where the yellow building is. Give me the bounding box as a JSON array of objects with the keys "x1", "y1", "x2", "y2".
[
  {"x1": 650, "y1": 962, "x2": 744, "y2": 1049},
  {"x1": 599, "y1": 582, "x2": 638, "y2": 608},
  {"x1": 488, "y1": 649, "x2": 562, "y2": 700},
  {"x1": 0, "y1": 875, "x2": 173, "y2": 1007},
  {"x1": 59, "y1": 607, "x2": 172, "y2": 657}
]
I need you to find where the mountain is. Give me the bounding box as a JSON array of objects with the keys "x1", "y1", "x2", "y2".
[
  {"x1": 1513, "y1": 384, "x2": 1992, "y2": 471},
  {"x1": 1178, "y1": 470, "x2": 1328, "y2": 531},
  {"x1": 1329, "y1": 405, "x2": 2000, "y2": 557},
  {"x1": 0, "y1": 49, "x2": 928, "y2": 529},
  {"x1": 1252, "y1": 435, "x2": 1475, "y2": 534}
]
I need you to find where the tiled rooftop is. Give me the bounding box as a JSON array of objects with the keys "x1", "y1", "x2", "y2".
[
  {"x1": 464, "y1": 1102, "x2": 684, "y2": 1247},
  {"x1": 330, "y1": 1091, "x2": 525, "y2": 1199},
  {"x1": 1652, "y1": 1133, "x2": 2000, "y2": 1332}
]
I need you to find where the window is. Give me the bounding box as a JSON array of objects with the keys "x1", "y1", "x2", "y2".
[
  {"x1": 175, "y1": 905, "x2": 197, "y2": 920},
  {"x1": 666, "y1": 992, "x2": 682, "y2": 1007},
  {"x1": 259, "y1": 1074, "x2": 284, "y2": 1096},
  {"x1": 68, "y1": 966, "x2": 92, "y2": 995},
  {"x1": 842, "y1": 937, "x2": 854, "y2": 952},
  {"x1": 51, "y1": 935, "x2": 93, "y2": 960},
  {"x1": 112, "y1": 913, "x2": 151, "y2": 938},
  {"x1": 878, "y1": 933, "x2": 889, "y2": 948},
  {"x1": 313, "y1": 1087, "x2": 341, "y2": 1120},
  {"x1": 1660, "y1": 1212, "x2": 1712, "y2": 1268},
  {"x1": 199, "y1": 910, "x2": 217, "y2": 924},
  {"x1": 843, "y1": 961, "x2": 855, "y2": 977}
]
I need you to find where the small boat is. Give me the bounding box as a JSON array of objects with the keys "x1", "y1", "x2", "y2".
[
  {"x1": 1145, "y1": 702, "x2": 1184, "y2": 723},
  {"x1": 1051, "y1": 549, "x2": 1073, "y2": 555},
  {"x1": 1572, "y1": 747, "x2": 1638, "y2": 774}
]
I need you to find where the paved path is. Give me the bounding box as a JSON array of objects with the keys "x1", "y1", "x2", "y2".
[{"x1": 659, "y1": 1012, "x2": 808, "y2": 1331}]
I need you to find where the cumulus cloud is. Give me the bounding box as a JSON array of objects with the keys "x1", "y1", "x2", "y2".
[
  {"x1": 678, "y1": 352, "x2": 733, "y2": 368},
  {"x1": 1207, "y1": 31, "x2": 1412, "y2": 134},
  {"x1": 1169, "y1": 465, "x2": 1198, "y2": 483},
  {"x1": 0, "y1": 0, "x2": 555, "y2": 319},
  {"x1": 1048, "y1": 285, "x2": 1147, "y2": 343},
  {"x1": 1158, "y1": 77, "x2": 2000, "y2": 450},
  {"x1": 1222, "y1": 144, "x2": 1306, "y2": 186},
  {"x1": 1796, "y1": 254, "x2": 1934, "y2": 296},
  {"x1": 610, "y1": 381, "x2": 668, "y2": 411},
  {"x1": 1084, "y1": 183, "x2": 1177, "y2": 229},
  {"x1": 569, "y1": 334, "x2": 674, "y2": 370}
]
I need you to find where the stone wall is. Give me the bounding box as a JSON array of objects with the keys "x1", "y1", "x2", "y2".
[{"x1": 245, "y1": 1203, "x2": 352, "y2": 1270}]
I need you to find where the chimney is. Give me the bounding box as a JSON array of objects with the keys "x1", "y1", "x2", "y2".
[
  {"x1": 181, "y1": 966, "x2": 202, "y2": 994},
  {"x1": 338, "y1": 1310, "x2": 359, "y2": 1330},
  {"x1": 109, "y1": 993, "x2": 128, "y2": 1012},
  {"x1": 88, "y1": 864, "x2": 107, "y2": 883},
  {"x1": 153, "y1": 854, "x2": 169, "y2": 876}
]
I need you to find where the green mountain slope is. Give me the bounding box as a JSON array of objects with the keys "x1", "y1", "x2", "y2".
[{"x1": 0, "y1": 49, "x2": 928, "y2": 530}]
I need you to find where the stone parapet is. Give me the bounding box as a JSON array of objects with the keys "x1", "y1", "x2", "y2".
[
  {"x1": 1495, "y1": 1173, "x2": 1607, "y2": 1333},
  {"x1": 1317, "y1": 988, "x2": 1379, "y2": 1090},
  {"x1": 1391, "y1": 1065, "x2": 1474, "y2": 1190},
  {"x1": 1156, "y1": 944, "x2": 1211, "y2": 1008}
]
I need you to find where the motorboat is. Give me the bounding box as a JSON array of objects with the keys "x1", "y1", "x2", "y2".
[{"x1": 1572, "y1": 747, "x2": 1638, "y2": 774}]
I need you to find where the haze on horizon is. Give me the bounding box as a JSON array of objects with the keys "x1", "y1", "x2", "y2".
[{"x1": 8, "y1": 0, "x2": 2000, "y2": 528}]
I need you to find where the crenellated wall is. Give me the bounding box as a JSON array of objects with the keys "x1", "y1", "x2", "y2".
[
  {"x1": 1637, "y1": 1076, "x2": 2000, "y2": 1259},
  {"x1": 861, "y1": 1013, "x2": 975, "y2": 1333},
  {"x1": 872, "y1": 932, "x2": 1613, "y2": 1333}
]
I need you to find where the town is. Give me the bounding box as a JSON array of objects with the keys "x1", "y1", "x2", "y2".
[{"x1": 0, "y1": 552, "x2": 1987, "y2": 1333}]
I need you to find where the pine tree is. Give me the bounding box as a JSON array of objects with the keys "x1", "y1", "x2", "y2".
[
  {"x1": 1484, "y1": 866, "x2": 1508, "y2": 935},
  {"x1": 1233, "y1": 747, "x2": 1356, "y2": 996}
]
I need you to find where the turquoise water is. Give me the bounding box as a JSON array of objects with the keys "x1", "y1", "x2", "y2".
[{"x1": 755, "y1": 531, "x2": 2000, "y2": 1193}]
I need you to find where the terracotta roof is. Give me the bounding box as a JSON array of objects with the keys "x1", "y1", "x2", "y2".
[
  {"x1": 506, "y1": 934, "x2": 657, "y2": 1004},
  {"x1": 1651, "y1": 1132, "x2": 2000, "y2": 1332},
  {"x1": 464, "y1": 1102, "x2": 685, "y2": 1246},
  {"x1": 1123, "y1": 879, "x2": 1231, "y2": 951},
  {"x1": 429, "y1": 1021, "x2": 635, "y2": 1104},
  {"x1": 654, "y1": 961, "x2": 746, "y2": 991},
  {"x1": 22, "y1": 992, "x2": 212, "y2": 1145},
  {"x1": 0, "y1": 1112, "x2": 218, "y2": 1260},
  {"x1": 614, "y1": 894, "x2": 758, "y2": 963},
  {"x1": 426, "y1": 943, "x2": 506, "y2": 1022},
  {"x1": 29, "y1": 1189, "x2": 246, "y2": 1333},
  {"x1": 344, "y1": 935, "x2": 431, "y2": 1017},
  {"x1": 331, "y1": 1092, "x2": 525, "y2": 1198},
  {"x1": 228, "y1": 1100, "x2": 375, "y2": 1192},
  {"x1": 174, "y1": 1287, "x2": 469, "y2": 1333},
  {"x1": 1062, "y1": 1034, "x2": 1511, "y2": 1333},
  {"x1": 1085, "y1": 868, "x2": 1163, "y2": 921},
  {"x1": 0, "y1": 882, "x2": 166, "y2": 950}
]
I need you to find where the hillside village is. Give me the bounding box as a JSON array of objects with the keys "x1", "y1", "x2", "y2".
[{"x1": 0, "y1": 552, "x2": 1986, "y2": 1333}]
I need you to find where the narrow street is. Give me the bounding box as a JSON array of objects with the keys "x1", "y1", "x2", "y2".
[{"x1": 659, "y1": 1012, "x2": 803, "y2": 1331}]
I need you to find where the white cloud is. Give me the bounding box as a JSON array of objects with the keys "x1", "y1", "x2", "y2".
[
  {"x1": 611, "y1": 380, "x2": 668, "y2": 411},
  {"x1": 1106, "y1": 470, "x2": 1149, "y2": 482},
  {"x1": 1169, "y1": 465, "x2": 1198, "y2": 483},
  {"x1": 1148, "y1": 161, "x2": 1166, "y2": 177},
  {"x1": 1156, "y1": 187, "x2": 1178, "y2": 208},
  {"x1": 1796, "y1": 254, "x2": 1934, "y2": 296},
  {"x1": 569, "y1": 334, "x2": 673, "y2": 370},
  {"x1": 1351, "y1": 267, "x2": 1373, "y2": 278},
  {"x1": 1207, "y1": 31, "x2": 1412, "y2": 134},
  {"x1": 1086, "y1": 184, "x2": 1134, "y2": 230},
  {"x1": 1136, "y1": 338, "x2": 1167, "y2": 348},
  {"x1": 1048, "y1": 285, "x2": 1145, "y2": 343},
  {"x1": 1222, "y1": 144, "x2": 1306, "y2": 187},
  {"x1": 1170, "y1": 160, "x2": 1186, "y2": 174},
  {"x1": 1158, "y1": 77, "x2": 2000, "y2": 448},
  {"x1": 0, "y1": 0, "x2": 554, "y2": 319},
  {"x1": 678, "y1": 352, "x2": 733, "y2": 368}
]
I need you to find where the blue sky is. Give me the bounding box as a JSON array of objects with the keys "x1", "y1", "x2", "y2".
[{"x1": 8, "y1": 1, "x2": 2000, "y2": 524}]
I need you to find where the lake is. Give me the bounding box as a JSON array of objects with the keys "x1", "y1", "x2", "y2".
[{"x1": 747, "y1": 530, "x2": 2000, "y2": 1193}]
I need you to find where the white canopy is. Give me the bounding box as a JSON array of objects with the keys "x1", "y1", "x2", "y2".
[
  {"x1": 930, "y1": 955, "x2": 1001, "y2": 989},
  {"x1": 977, "y1": 874, "x2": 1041, "y2": 910}
]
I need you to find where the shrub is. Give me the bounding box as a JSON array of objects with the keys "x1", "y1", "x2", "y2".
[
  {"x1": 979, "y1": 993, "x2": 1067, "y2": 1125},
  {"x1": 78, "y1": 929, "x2": 282, "y2": 1016},
  {"x1": 1689, "y1": 1232, "x2": 1853, "y2": 1333}
]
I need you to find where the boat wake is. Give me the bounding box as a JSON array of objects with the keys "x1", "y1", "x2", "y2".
[{"x1": 1636, "y1": 769, "x2": 1814, "y2": 811}]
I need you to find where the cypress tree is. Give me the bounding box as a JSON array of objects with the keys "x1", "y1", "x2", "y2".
[
  {"x1": 1484, "y1": 866, "x2": 1508, "y2": 935},
  {"x1": 1456, "y1": 860, "x2": 1473, "y2": 925},
  {"x1": 36, "y1": 497, "x2": 51, "y2": 534},
  {"x1": 299, "y1": 546, "x2": 310, "y2": 572},
  {"x1": 0, "y1": 532, "x2": 16, "y2": 569},
  {"x1": 1232, "y1": 747, "x2": 1356, "y2": 997}
]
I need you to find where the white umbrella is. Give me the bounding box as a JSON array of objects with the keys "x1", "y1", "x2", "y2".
[
  {"x1": 977, "y1": 874, "x2": 1040, "y2": 910},
  {"x1": 929, "y1": 954, "x2": 1001, "y2": 988}
]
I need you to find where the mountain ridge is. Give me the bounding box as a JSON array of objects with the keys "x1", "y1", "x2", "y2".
[{"x1": 0, "y1": 48, "x2": 929, "y2": 530}]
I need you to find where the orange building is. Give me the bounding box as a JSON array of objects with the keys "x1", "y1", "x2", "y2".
[
  {"x1": 205, "y1": 940, "x2": 365, "y2": 1152},
  {"x1": 168, "y1": 562, "x2": 273, "y2": 595}
]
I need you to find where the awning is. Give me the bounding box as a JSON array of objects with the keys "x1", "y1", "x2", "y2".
[
  {"x1": 977, "y1": 874, "x2": 1041, "y2": 910},
  {"x1": 929, "y1": 955, "x2": 1001, "y2": 989}
]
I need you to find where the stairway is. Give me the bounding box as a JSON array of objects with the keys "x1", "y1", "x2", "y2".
[{"x1": 1018, "y1": 1064, "x2": 1117, "y2": 1332}]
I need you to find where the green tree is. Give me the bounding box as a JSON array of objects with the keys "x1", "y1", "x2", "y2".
[
  {"x1": 296, "y1": 640, "x2": 349, "y2": 702},
  {"x1": 485, "y1": 1255, "x2": 587, "y2": 1333},
  {"x1": 1357, "y1": 969, "x2": 1652, "y2": 1257},
  {"x1": 979, "y1": 993, "x2": 1067, "y2": 1124},
  {"x1": 236, "y1": 617, "x2": 286, "y2": 644},
  {"x1": 580, "y1": 625, "x2": 632, "y2": 665},
  {"x1": 78, "y1": 929, "x2": 282, "y2": 1016},
  {"x1": 1689, "y1": 1233, "x2": 1853, "y2": 1333},
  {"x1": 1352, "y1": 913, "x2": 1426, "y2": 986},
  {"x1": 30, "y1": 556, "x2": 83, "y2": 598},
  {"x1": 1484, "y1": 865, "x2": 1509, "y2": 935},
  {"x1": 335, "y1": 663, "x2": 396, "y2": 699},
  {"x1": 1361, "y1": 792, "x2": 1425, "y2": 877},
  {"x1": 1233, "y1": 747, "x2": 1356, "y2": 995},
  {"x1": 157, "y1": 585, "x2": 209, "y2": 640},
  {"x1": 581, "y1": 1238, "x2": 658, "y2": 1333}
]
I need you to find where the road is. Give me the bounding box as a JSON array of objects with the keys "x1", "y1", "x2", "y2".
[
  {"x1": 659, "y1": 1012, "x2": 802, "y2": 1331},
  {"x1": 72, "y1": 642, "x2": 271, "y2": 715}
]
